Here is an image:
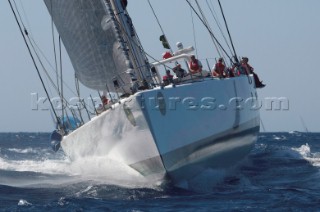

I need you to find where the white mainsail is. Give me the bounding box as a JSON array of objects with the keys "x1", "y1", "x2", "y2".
[{"x1": 43, "y1": 0, "x2": 134, "y2": 92}]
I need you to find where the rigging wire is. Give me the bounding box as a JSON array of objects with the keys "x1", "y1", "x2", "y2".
[
  {"x1": 10, "y1": 0, "x2": 94, "y2": 122},
  {"x1": 11, "y1": 0, "x2": 58, "y2": 91},
  {"x1": 105, "y1": 0, "x2": 190, "y2": 78},
  {"x1": 190, "y1": 6, "x2": 198, "y2": 57},
  {"x1": 50, "y1": 0, "x2": 60, "y2": 94},
  {"x1": 185, "y1": 0, "x2": 234, "y2": 64},
  {"x1": 75, "y1": 75, "x2": 81, "y2": 100},
  {"x1": 206, "y1": 0, "x2": 233, "y2": 56},
  {"x1": 17, "y1": 0, "x2": 64, "y2": 95},
  {"x1": 13, "y1": 0, "x2": 79, "y2": 97},
  {"x1": 44, "y1": 3, "x2": 95, "y2": 113},
  {"x1": 59, "y1": 36, "x2": 64, "y2": 123},
  {"x1": 110, "y1": 9, "x2": 178, "y2": 75},
  {"x1": 217, "y1": 0, "x2": 239, "y2": 63},
  {"x1": 147, "y1": 0, "x2": 173, "y2": 53},
  {"x1": 102, "y1": 0, "x2": 142, "y2": 86},
  {"x1": 8, "y1": 0, "x2": 62, "y2": 128},
  {"x1": 24, "y1": 34, "x2": 78, "y2": 96},
  {"x1": 18, "y1": 31, "x2": 72, "y2": 109},
  {"x1": 17, "y1": 0, "x2": 32, "y2": 35},
  {"x1": 194, "y1": 0, "x2": 222, "y2": 59}
]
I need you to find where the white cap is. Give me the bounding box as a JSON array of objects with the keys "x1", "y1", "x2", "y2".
[{"x1": 176, "y1": 42, "x2": 183, "y2": 50}]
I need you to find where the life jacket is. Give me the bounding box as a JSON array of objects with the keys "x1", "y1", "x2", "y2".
[
  {"x1": 101, "y1": 96, "x2": 109, "y2": 105},
  {"x1": 189, "y1": 60, "x2": 200, "y2": 72},
  {"x1": 162, "y1": 51, "x2": 173, "y2": 59},
  {"x1": 163, "y1": 74, "x2": 173, "y2": 81},
  {"x1": 163, "y1": 74, "x2": 173, "y2": 86},
  {"x1": 214, "y1": 62, "x2": 225, "y2": 75}
]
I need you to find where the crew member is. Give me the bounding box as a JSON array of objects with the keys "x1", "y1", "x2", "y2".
[
  {"x1": 241, "y1": 57, "x2": 265, "y2": 88},
  {"x1": 163, "y1": 70, "x2": 174, "y2": 86},
  {"x1": 173, "y1": 64, "x2": 187, "y2": 78},
  {"x1": 212, "y1": 58, "x2": 226, "y2": 77},
  {"x1": 189, "y1": 55, "x2": 202, "y2": 74}
]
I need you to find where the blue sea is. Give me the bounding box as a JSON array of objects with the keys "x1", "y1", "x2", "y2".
[{"x1": 1, "y1": 132, "x2": 320, "y2": 211}]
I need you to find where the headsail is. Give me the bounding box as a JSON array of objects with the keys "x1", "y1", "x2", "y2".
[{"x1": 43, "y1": 0, "x2": 133, "y2": 92}]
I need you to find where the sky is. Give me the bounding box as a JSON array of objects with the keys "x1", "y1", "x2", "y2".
[{"x1": 0, "y1": 0, "x2": 319, "y2": 132}]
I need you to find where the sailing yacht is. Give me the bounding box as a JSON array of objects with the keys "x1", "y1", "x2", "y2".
[{"x1": 13, "y1": 0, "x2": 260, "y2": 183}]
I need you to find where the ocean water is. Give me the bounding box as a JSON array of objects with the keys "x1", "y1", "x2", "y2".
[{"x1": 0, "y1": 132, "x2": 320, "y2": 211}]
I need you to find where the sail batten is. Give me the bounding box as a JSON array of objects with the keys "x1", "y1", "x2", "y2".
[{"x1": 44, "y1": 0, "x2": 132, "y2": 92}]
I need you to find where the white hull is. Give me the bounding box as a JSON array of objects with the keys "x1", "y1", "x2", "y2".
[{"x1": 61, "y1": 76, "x2": 259, "y2": 182}]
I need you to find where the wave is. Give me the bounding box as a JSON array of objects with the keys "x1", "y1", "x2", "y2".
[
  {"x1": 0, "y1": 154, "x2": 161, "y2": 189},
  {"x1": 0, "y1": 156, "x2": 69, "y2": 175},
  {"x1": 8, "y1": 148, "x2": 39, "y2": 154},
  {"x1": 292, "y1": 144, "x2": 320, "y2": 167},
  {"x1": 18, "y1": 199, "x2": 32, "y2": 206},
  {"x1": 272, "y1": 134, "x2": 288, "y2": 141},
  {"x1": 2, "y1": 132, "x2": 319, "y2": 191}
]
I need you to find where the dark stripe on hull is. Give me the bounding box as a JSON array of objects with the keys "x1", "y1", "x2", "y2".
[
  {"x1": 129, "y1": 123, "x2": 259, "y2": 182},
  {"x1": 165, "y1": 126, "x2": 259, "y2": 182}
]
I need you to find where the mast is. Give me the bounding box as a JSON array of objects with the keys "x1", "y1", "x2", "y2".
[
  {"x1": 108, "y1": 0, "x2": 152, "y2": 87},
  {"x1": 299, "y1": 116, "x2": 309, "y2": 133}
]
